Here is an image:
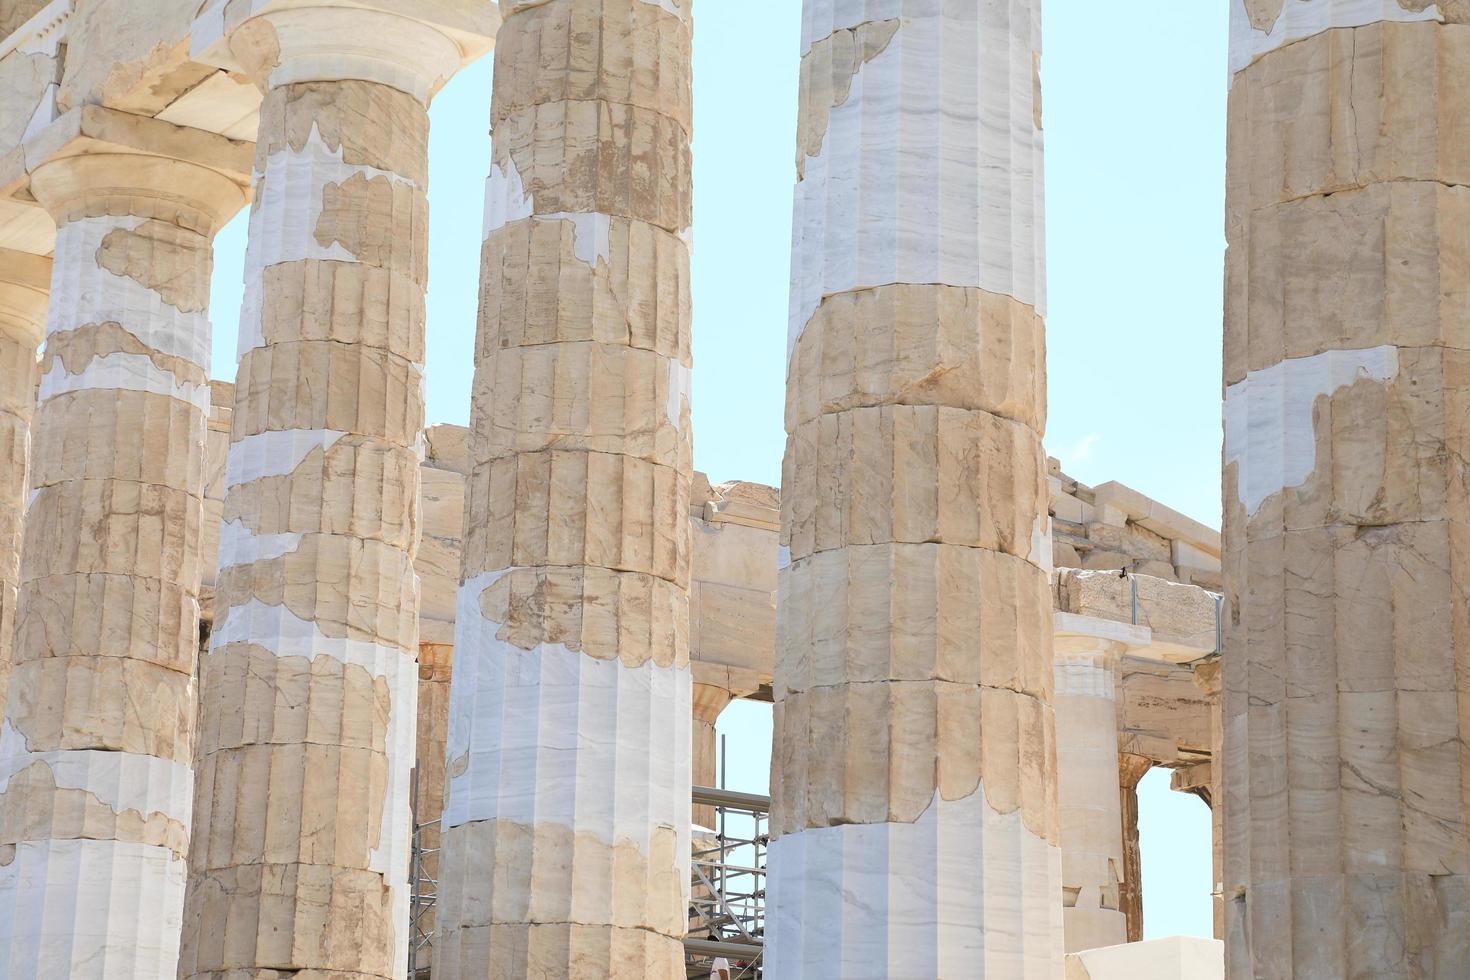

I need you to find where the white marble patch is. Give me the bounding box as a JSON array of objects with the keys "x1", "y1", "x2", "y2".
[
  {"x1": 482, "y1": 156, "x2": 535, "y2": 241},
  {"x1": 788, "y1": 1, "x2": 1045, "y2": 364},
  {"x1": 37, "y1": 353, "x2": 211, "y2": 415},
  {"x1": 0, "y1": 723, "x2": 192, "y2": 827},
  {"x1": 1223, "y1": 345, "x2": 1399, "y2": 516},
  {"x1": 238, "y1": 124, "x2": 418, "y2": 359},
  {"x1": 442, "y1": 573, "x2": 692, "y2": 871},
  {"x1": 0, "y1": 839, "x2": 185, "y2": 980},
  {"x1": 1229, "y1": 0, "x2": 1442, "y2": 77},
  {"x1": 207, "y1": 594, "x2": 417, "y2": 968},
  {"x1": 223, "y1": 428, "x2": 347, "y2": 489},
  {"x1": 215, "y1": 519, "x2": 304, "y2": 571},
  {"x1": 47, "y1": 216, "x2": 211, "y2": 370},
  {"x1": 766, "y1": 787, "x2": 1063, "y2": 979}
]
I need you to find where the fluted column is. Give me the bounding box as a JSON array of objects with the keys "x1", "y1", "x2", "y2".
[
  {"x1": 180, "y1": 6, "x2": 485, "y2": 977},
  {"x1": 434, "y1": 0, "x2": 695, "y2": 976},
  {"x1": 1224, "y1": 5, "x2": 1470, "y2": 976},
  {"x1": 1193, "y1": 655, "x2": 1224, "y2": 941},
  {"x1": 0, "y1": 151, "x2": 243, "y2": 978},
  {"x1": 768, "y1": 2, "x2": 1058, "y2": 976},
  {"x1": 0, "y1": 251, "x2": 49, "y2": 710},
  {"x1": 1118, "y1": 753, "x2": 1151, "y2": 945},
  {"x1": 1054, "y1": 639, "x2": 1127, "y2": 953},
  {"x1": 692, "y1": 682, "x2": 732, "y2": 831}
]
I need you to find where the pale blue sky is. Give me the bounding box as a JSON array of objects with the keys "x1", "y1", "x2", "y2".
[{"x1": 207, "y1": 0, "x2": 1227, "y2": 944}]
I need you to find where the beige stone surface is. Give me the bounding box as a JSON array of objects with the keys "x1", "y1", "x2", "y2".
[
  {"x1": 1224, "y1": 16, "x2": 1470, "y2": 978},
  {"x1": 0, "y1": 249, "x2": 47, "y2": 711},
  {"x1": 435, "y1": 2, "x2": 694, "y2": 977},
  {"x1": 1052, "y1": 629, "x2": 1127, "y2": 954},
  {"x1": 770, "y1": 2, "x2": 1059, "y2": 973},
  {"x1": 0, "y1": 143, "x2": 230, "y2": 978},
  {"x1": 178, "y1": 6, "x2": 482, "y2": 975}
]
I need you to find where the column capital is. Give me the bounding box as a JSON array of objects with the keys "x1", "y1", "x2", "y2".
[
  {"x1": 692, "y1": 681, "x2": 736, "y2": 726},
  {"x1": 17, "y1": 106, "x2": 253, "y2": 236},
  {"x1": 192, "y1": 0, "x2": 499, "y2": 102},
  {"x1": 0, "y1": 249, "x2": 51, "y2": 345}
]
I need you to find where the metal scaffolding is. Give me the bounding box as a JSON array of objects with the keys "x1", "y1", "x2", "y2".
[
  {"x1": 403, "y1": 780, "x2": 769, "y2": 979},
  {"x1": 686, "y1": 785, "x2": 768, "y2": 978},
  {"x1": 408, "y1": 771, "x2": 437, "y2": 980}
]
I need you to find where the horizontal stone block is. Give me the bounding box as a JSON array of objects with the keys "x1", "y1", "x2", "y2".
[
  {"x1": 1228, "y1": 21, "x2": 1470, "y2": 216},
  {"x1": 433, "y1": 820, "x2": 686, "y2": 936},
  {"x1": 470, "y1": 342, "x2": 691, "y2": 471},
  {"x1": 782, "y1": 404, "x2": 1046, "y2": 564},
  {"x1": 771, "y1": 682, "x2": 1056, "y2": 844},
  {"x1": 1225, "y1": 181, "x2": 1470, "y2": 384},
  {"x1": 463, "y1": 450, "x2": 689, "y2": 587},
  {"x1": 1227, "y1": 346, "x2": 1470, "y2": 535},
  {"x1": 28, "y1": 388, "x2": 207, "y2": 491},
  {"x1": 5, "y1": 655, "x2": 194, "y2": 763},
  {"x1": 776, "y1": 543, "x2": 1052, "y2": 700},
  {"x1": 460, "y1": 565, "x2": 688, "y2": 670},
  {"x1": 489, "y1": 99, "x2": 691, "y2": 233},
  {"x1": 786, "y1": 283, "x2": 1045, "y2": 432},
  {"x1": 491, "y1": 0, "x2": 692, "y2": 134},
  {"x1": 431, "y1": 920, "x2": 685, "y2": 980},
  {"x1": 478, "y1": 213, "x2": 689, "y2": 360},
  {"x1": 231, "y1": 340, "x2": 424, "y2": 448}
]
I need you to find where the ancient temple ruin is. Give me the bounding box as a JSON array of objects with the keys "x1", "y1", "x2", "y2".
[{"x1": 0, "y1": 0, "x2": 1462, "y2": 978}]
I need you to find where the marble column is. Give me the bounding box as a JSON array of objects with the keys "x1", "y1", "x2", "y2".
[
  {"x1": 1224, "y1": 4, "x2": 1470, "y2": 975},
  {"x1": 0, "y1": 251, "x2": 49, "y2": 710},
  {"x1": 1192, "y1": 655, "x2": 1224, "y2": 942},
  {"x1": 691, "y1": 682, "x2": 732, "y2": 831},
  {"x1": 433, "y1": 0, "x2": 695, "y2": 977},
  {"x1": 1118, "y1": 753, "x2": 1152, "y2": 945},
  {"x1": 0, "y1": 149, "x2": 244, "y2": 978},
  {"x1": 768, "y1": 1, "x2": 1058, "y2": 976},
  {"x1": 1054, "y1": 639, "x2": 1128, "y2": 953},
  {"x1": 180, "y1": 5, "x2": 488, "y2": 978}
]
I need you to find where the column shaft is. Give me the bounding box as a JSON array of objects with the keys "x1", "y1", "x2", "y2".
[
  {"x1": 768, "y1": 2, "x2": 1059, "y2": 976},
  {"x1": 691, "y1": 683, "x2": 732, "y2": 832},
  {"x1": 1225, "y1": 7, "x2": 1470, "y2": 976},
  {"x1": 180, "y1": 10, "x2": 455, "y2": 977},
  {"x1": 1118, "y1": 753, "x2": 1152, "y2": 944},
  {"x1": 434, "y1": 1, "x2": 695, "y2": 977},
  {"x1": 1055, "y1": 647, "x2": 1128, "y2": 953},
  {"x1": 0, "y1": 152, "x2": 241, "y2": 978},
  {"x1": 0, "y1": 251, "x2": 49, "y2": 710}
]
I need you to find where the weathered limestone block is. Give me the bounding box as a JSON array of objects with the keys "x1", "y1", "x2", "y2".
[
  {"x1": 435, "y1": 2, "x2": 693, "y2": 977},
  {"x1": 781, "y1": 404, "x2": 1047, "y2": 566},
  {"x1": 785, "y1": 283, "x2": 1046, "y2": 432},
  {"x1": 1052, "y1": 623, "x2": 1128, "y2": 954},
  {"x1": 1224, "y1": 9, "x2": 1470, "y2": 978},
  {"x1": 1056, "y1": 568, "x2": 1220, "y2": 656},
  {"x1": 770, "y1": 0, "x2": 1059, "y2": 975},
  {"x1": 689, "y1": 478, "x2": 777, "y2": 690},
  {"x1": 0, "y1": 141, "x2": 244, "y2": 979},
  {"x1": 0, "y1": 7, "x2": 63, "y2": 155},
  {"x1": 0, "y1": 251, "x2": 48, "y2": 710},
  {"x1": 180, "y1": 6, "x2": 492, "y2": 979}
]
